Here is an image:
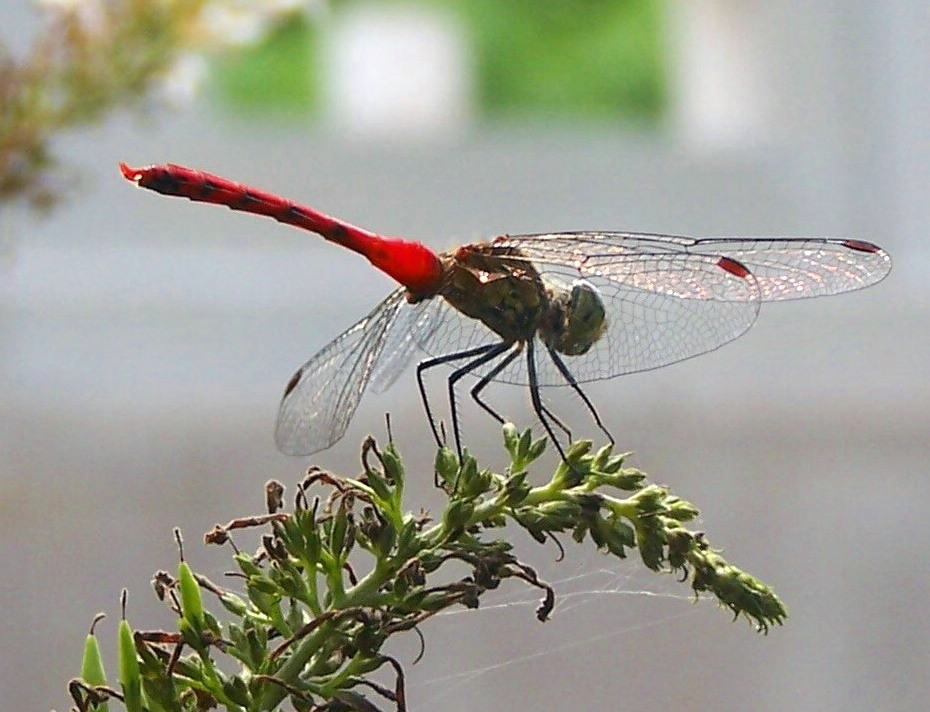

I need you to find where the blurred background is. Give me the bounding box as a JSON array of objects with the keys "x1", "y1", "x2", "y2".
[{"x1": 1, "y1": 1, "x2": 927, "y2": 710}]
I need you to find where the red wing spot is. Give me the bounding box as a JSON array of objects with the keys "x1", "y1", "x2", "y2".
[
  {"x1": 841, "y1": 239, "x2": 881, "y2": 254},
  {"x1": 283, "y1": 369, "x2": 303, "y2": 398},
  {"x1": 717, "y1": 256, "x2": 751, "y2": 278}
]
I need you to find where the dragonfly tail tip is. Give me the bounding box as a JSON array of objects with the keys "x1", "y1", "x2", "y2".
[{"x1": 119, "y1": 162, "x2": 142, "y2": 182}]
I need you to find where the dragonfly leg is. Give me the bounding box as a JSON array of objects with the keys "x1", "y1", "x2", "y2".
[
  {"x1": 525, "y1": 341, "x2": 570, "y2": 463},
  {"x1": 416, "y1": 342, "x2": 509, "y2": 453},
  {"x1": 445, "y1": 342, "x2": 514, "y2": 457},
  {"x1": 469, "y1": 343, "x2": 524, "y2": 425},
  {"x1": 537, "y1": 402, "x2": 573, "y2": 443},
  {"x1": 469, "y1": 342, "x2": 572, "y2": 448},
  {"x1": 545, "y1": 345, "x2": 614, "y2": 447}
]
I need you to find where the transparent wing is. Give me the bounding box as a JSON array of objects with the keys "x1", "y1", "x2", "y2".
[
  {"x1": 411, "y1": 233, "x2": 890, "y2": 387},
  {"x1": 500, "y1": 232, "x2": 892, "y2": 300},
  {"x1": 275, "y1": 288, "x2": 424, "y2": 455},
  {"x1": 369, "y1": 298, "x2": 443, "y2": 393}
]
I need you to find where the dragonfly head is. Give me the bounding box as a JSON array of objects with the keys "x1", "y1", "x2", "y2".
[{"x1": 542, "y1": 279, "x2": 607, "y2": 356}]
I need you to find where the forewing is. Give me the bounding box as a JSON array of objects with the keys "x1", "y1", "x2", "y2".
[
  {"x1": 499, "y1": 232, "x2": 891, "y2": 299},
  {"x1": 275, "y1": 288, "x2": 415, "y2": 455}
]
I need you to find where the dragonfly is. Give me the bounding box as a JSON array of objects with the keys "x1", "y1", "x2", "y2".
[{"x1": 120, "y1": 162, "x2": 892, "y2": 460}]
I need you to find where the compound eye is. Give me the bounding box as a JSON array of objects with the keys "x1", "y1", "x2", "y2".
[
  {"x1": 550, "y1": 279, "x2": 607, "y2": 356},
  {"x1": 569, "y1": 280, "x2": 606, "y2": 326}
]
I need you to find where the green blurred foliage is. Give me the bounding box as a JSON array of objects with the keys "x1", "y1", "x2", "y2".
[
  {"x1": 213, "y1": 0, "x2": 665, "y2": 123},
  {"x1": 458, "y1": 0, "x2": 665, "y2": 122},
  {"x1": 212, "y1": 14, "x2": 317, "y2": 119}
]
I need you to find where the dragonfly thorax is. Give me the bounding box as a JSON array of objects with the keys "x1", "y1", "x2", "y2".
[
  {"x1": 437, "y1": 245, "x2": 609, "y2": 355},
  {"x1": 438, "y1": 244, "x2": 548, "y2": 343},
  {"x1": 540, "y1": 278, "x2": 608, "y2": 356}
]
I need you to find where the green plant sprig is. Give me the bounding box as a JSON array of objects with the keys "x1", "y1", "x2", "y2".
[{"x1": 70, "y1": 424, "x2": 786, "y2": 712}]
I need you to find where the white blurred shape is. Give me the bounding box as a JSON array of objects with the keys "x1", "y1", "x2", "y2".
[
  {"x1": 155, "y1": 53, "x2": 208, "y2": 108},
  {"x1": 668, "y1": 0, "x2": 770, "y2": 149},
  {"x1": 322, "y1": 3, "x2": 471, "y2": 139}
]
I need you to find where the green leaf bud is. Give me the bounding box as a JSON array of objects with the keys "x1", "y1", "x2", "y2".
[
  {"x1": 177, "y1": 560, "x2": 204, "y2": 632},
  {"x1": 81, "y1": 630, "x2": 107, "y2": 689},
  {"x1": 434, "y1": 446, "x2": 459, "y2": 486},
  {"x1": 223, "y1": 675, "x2": 252, "y2": 707},
  {"x1": 117, "y1": 619, "x2": 142, "y2": 712},
  {"x1": 380, "y1": 444, "x2": 405, "y2": 487}
]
